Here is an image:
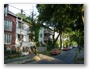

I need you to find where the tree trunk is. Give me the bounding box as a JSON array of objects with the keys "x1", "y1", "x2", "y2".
[
  {"x1": 52, "y1": 33, "x2": 60, "y2": 49},
  {"x1": 60, "y1": 32, "x2": 62, "y2": 50},
  {"x1": 52, "y1": 28, "x2": 55, "y2": 45}
]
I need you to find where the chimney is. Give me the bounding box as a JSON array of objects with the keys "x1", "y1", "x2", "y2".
[
  {"x1": 4, "y1": 4, "x2": 9, "y2": 11},
  {"x1": 4, "y1": 4, "x2": 8, "y2": 16}
]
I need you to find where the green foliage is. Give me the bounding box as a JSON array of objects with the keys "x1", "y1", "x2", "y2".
[
  {"x1": 70, "y1": 30, "x2": 84, "y2": 46},
  {"x1": 35, "y1": 42, "x2": 39, "y2": 47},
  {"x1": 16, "y1": 13, "x2": 32, "y2": 24},
  {"x1": 34, "y1": 26, "x2": 40, "y2": 42},
  {"x1": 72, "y1": 41, "x2": 78, "y2": 46},
  {"x1": 37, "y1": 4, "x2": 84, "y2": 49},
  {"x1": 55, "y1": 41, "x2": 60, "y2": 48},
  {"x1": 37, "y1": 4, "x2": 83, "y2": 28}
]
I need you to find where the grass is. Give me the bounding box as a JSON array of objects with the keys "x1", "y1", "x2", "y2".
[
  {"x1": 77, "y1": 57, "x2": 84, "y2": 61},
  {"x1": 75, "y1": 57, "x2": 84, "y2": 64},
  {"x1": 4, "y1": 53, "x2": 21, "y2": 60},
  {"x1": 38, "y1": 50, "x2": 51, "y2": 56},
  {"x1": 74, "y1": 49, "x2": 84, "y2": 64}
]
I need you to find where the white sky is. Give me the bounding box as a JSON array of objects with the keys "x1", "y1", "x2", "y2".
[{"x1": 9, "y1": 4, "x2": 39, "y2": 17}]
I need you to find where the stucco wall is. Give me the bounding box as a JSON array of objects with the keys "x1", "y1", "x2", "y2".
[{"x1": 37, "y1": 47, "x2": 47, "y2": 52}]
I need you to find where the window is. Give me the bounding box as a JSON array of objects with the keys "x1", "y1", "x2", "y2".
[
  {"x1": 4, "y1": 19, "x2": 12, "y2": 31},
  {"x1": 18, "y1": 34, "x2": 21, "y2": 40},
  {"x1": 22, "y1": 24, "x2": 29, "y2": 31},
  {"x1": 18, "y1": 22, "x2": 22, "y2": 28},
  {"x1": 17, "y1": 34, "x2": 23, "y2": 41},
  {"x1": 18, "y1": 34, "x2": 21, "y2": 41},
  {"x1": 4, "y1": 33, "x2": 11, "y2": 44},
  {"x1": 40, "y1": 34, "x2": 42, "y2": 37}
]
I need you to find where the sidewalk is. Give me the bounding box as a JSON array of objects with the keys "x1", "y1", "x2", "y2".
[
  {"x1": 27, "y1": 54, "x2": 62, "y2": 64},
  {"x1": 4, "y1": 54, "x2": 36, "y2": 64},
  {"x1": 75, "y1": 49, "x2": 84, "y2": 64}
]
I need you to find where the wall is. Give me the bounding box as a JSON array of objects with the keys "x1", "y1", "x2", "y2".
[
  {"x1": 38, "y1": 27, "x2": 44, "y2": 43},
  {"x1": 4, "y1": 13, "x2": 16, "y2": 49},
  {"x1": 37, "y1": 47, "x2": 47, "y2": 52},
  {"x1": 15, "y1": 19, "x2": 31, "y2": 48}
]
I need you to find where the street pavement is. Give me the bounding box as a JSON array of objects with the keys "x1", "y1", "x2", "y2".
[
  {"x1": 27, "y1": 47, "x2": 78, "y2": 64},
  {"x1": 75, "y1": 48, "x2": 84, "y2": 64},
  {"x1": 53, "y1": 47, "x2": 77, "y2": 64},
  {"x1": 5, "y1": 47, "x2": 84, "y2": 64},
  {"x1": 28, "y1": 54, "x2": 62, "y2": 64}
]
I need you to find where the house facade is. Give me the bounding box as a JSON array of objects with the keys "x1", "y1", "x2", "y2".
[
  {"x1": 4, "y1": 4, "x2": 17, "y2": 50},
  {"x1": 38, "y1": 26, "x2": 62, "y2": 50},
  {"x1": 15, "y1": 17, "x2": 34, "y2": 53},
  {"x1": 4, "y1": 4, "x2": 35, "y2": 54},
  {"x1": 38, "y1": 27, "x2": 53, "y2": 46}
]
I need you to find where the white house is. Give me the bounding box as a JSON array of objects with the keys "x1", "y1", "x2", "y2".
[
  {"x1": 15, "y1": 17, "x2": 35, "y2": 55},
  {"x1": 38, "y1": 26, "x2": 62, "y2": 49},
  {"x1": 38, "y1": 27, "x2": 44, "y2": 45},
  {"x1": 38, "y1": 27, "x2": 53, "y2": 46}
]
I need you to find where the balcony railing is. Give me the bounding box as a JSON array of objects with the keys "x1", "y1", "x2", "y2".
[
  {"x1": 44, "y1": 30, "x2": 53, "y2": 35},
  {"x1": 27, "y1": 31, "x2": 31, "y2": 34}
]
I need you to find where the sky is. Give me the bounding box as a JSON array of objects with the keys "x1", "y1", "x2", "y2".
[
  {"x1": 9, "y1": 4, "x2": 39, "y2": 18},
  {"x1": 8, "y1": 4, "x2": 61, "y2": 40}
]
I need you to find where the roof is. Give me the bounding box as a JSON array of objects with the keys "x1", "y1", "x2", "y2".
[{"x1": 8, "y1": 10, "x2": 17, "y2": 18}]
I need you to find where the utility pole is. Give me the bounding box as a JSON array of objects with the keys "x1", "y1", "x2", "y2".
[
  {"x1": 20, "y1": 9, "x2": 23, "y2": 55},
  {"x1": 21, "y1": 9, "x2": 23, "y2": 15}
]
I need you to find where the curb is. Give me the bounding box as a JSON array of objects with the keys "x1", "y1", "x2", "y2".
[
  {"x1": 74, "y1": 49, "x2": 84, "y2": 64},
  {"x1": 4, "y1": 55, "x2": 35, "y2": 64}
]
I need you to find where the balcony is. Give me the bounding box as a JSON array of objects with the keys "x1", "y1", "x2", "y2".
[
  {"x1": 44, "y1": 30, "x2": 53, "y2": 35},
  {"x1": 27, "y1": 31, "x2": 31, "y2": 34},
  {"x1": 44, "y1": 37, "x2": 49, "y2": 41},
  {"x1": 44, "y1": 36, "x2": 53, "y2": 41},
  {"x1": 44, "y1": 30, "x2": 49, "y2": 34},
  {"x1": 16, "y1": 40, "x2": 31, "y2": 47},
  {"x1": 16, "y1": 28, "x2": 27, "y2": 35}
]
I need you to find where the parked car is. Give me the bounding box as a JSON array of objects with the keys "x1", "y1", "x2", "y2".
[
  {"x1": 50, "y1": 48, "x2": 60, "y2": 55},
  {"x1": 63, "y1": 47, "x2": 69, "y2": 51}
]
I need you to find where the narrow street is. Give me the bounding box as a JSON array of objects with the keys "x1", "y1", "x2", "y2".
[
  {"x1": 4, "y1": 4, "x2": 84, "y2": 64},
  {"x1": 26, "y1": 47, "x2": 77, "y2": 64},
  {"x1": 53, "y1": 47, "x2": 77, "y2": 64}
]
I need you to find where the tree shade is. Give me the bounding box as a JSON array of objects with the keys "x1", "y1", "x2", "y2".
[{"x1": 37, "y1": 4, "x2": 84, "y2": 49}]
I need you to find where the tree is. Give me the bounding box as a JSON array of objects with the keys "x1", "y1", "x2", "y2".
[
  {"x1": 16, "y1": 13, "x2": 32, "y2": 23},
  {"x1": 37, "y1": 4, "x2": 84, "y2": 49}
]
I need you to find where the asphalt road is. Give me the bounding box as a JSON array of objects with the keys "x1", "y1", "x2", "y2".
[
  {"x1": 53, "y1": 47, "x2": 77, "y2": 64},
  {"x1": 27, "y1": 47, "x2": 77, "y2": 64}
]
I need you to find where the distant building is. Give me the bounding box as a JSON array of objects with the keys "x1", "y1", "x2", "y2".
[
  {"x1": 38, "y1": 27, "x2": 53, "y2": 46},
  {"x1": 38, "y1": 26, "x2": 62, "y2": 50}
]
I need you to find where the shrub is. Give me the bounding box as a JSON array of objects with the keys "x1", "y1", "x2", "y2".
[{"x1": 55, "y1": 41, "x2": 60, "y2": 48}]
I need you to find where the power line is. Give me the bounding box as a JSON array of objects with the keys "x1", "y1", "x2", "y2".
[
  {"x1": 9, "y1": 5, "x2": 21, "y2": 11},
  {"x1": 24, "y1": 9, "x2": 30, "y2": 11},
  {"x1": 9, "y1": 4, "x2": 38, "y2": 19},
  {"x1": 9, "y1": 5, "x2": 30, "y2": 16},
  {"x1": 23, "y1": 11, "x2": 30, "y2": 16}
]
